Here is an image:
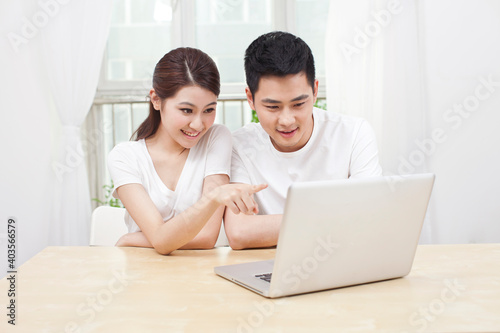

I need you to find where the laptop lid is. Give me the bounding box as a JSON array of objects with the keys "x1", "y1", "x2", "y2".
[{"x1": 267, "y1": 173, "x2": 435, "y2": 298}]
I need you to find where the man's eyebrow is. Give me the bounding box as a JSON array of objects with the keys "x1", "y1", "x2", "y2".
[
  {"x1": 290, "y1": 94, "x2": 309, "y2": 102},
  {"x1": 261, "y1": 98, "x2": 281, "y2": 104},
  {"x1": 261, "y1": 94, "x2": 310, "y2": 104}
]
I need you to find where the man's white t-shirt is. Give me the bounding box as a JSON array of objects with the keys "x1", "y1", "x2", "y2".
[
  {"x1": 231, "y1": 108, "x2": 383, "y2": 215},
  {"x1": 108, "y1": 124, "x2": 232, "y2": 232}
]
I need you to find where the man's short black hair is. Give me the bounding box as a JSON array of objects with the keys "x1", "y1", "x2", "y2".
[{"x1": 244, "y1": 31, "x2": 316, "y2": 97}]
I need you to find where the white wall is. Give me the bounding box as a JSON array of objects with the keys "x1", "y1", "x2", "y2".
[{"x1": 422, "y1": 0, "x2": 500, "y2": 243}]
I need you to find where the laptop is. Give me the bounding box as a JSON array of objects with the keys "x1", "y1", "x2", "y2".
[{"x1": 214, "y1": 173, "x2": 435, "y2": 298}]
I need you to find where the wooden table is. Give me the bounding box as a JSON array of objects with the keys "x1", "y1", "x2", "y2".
[{"x1": 1, "y1": 244, "x2": 500, "y2": 332}]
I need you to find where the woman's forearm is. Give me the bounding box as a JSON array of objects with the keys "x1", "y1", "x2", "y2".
[
  {"x1": 116, "y1": 232, "x2": 153, "y2": 248},
  {"x1": 150, "y1": 192, "x2": 222, "y2": 254}
]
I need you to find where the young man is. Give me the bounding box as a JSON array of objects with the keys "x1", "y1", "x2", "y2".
[{"x1": 224, "y1": 31, "x2": 382, "y2": 250}]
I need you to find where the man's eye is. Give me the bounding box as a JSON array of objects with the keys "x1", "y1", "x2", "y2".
[
  {"x1": 265, "y1": 105, "x2": 279, "y2": 110},
  {"x1": 294, "y1": 102, "x2": 306, "y2": 108}
]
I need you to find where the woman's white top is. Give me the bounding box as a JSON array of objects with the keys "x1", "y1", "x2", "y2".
[{"x1": 108, "y1": 124, "x2": 232, "y2": 232}]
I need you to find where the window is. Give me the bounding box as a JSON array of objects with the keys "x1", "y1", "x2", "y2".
[
  {"x1": 88, "y1": 0, "x2": 330, "y2": 207},
  {"x1": 195, "y1": 0, "x2": 274, "y2": 87},
  {"x1": 106, "y1": 0, "x2": 173, "y2": 82},
  {"x1": 294, "y1": 0, "x2": 330, "y2": 78},
  {"x1": 98, "y1": 0, "x2": 330, "y2": 98}
]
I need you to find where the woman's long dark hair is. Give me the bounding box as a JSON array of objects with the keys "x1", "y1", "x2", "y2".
[{"x1": 132, "y1": 47, "x2": 220, "y2": 141}]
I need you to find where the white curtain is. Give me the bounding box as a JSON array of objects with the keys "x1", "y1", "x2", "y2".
[
  {"x1": 1, "y1": 1, "x2": 54, "y2": 276},
  {"x1": 42, "y1": 0, "x2": 113, "y2": 245},
  {"x1": 326, "y1": 0, "x2": 425, "y2": 172},
  {"x1": 325, "y1": 0, "x2": 433, "y2": 242},
  {"x1": 325, "y1": 0, "x2": 500, "y2": 244},
  {"x1": 0, "y1": 0, "x2": 112, "y2": 275}
]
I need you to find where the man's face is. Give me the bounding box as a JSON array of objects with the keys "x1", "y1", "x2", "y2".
[{"x1": 247, "y1": 72, "x2": 318, "y2": 152}]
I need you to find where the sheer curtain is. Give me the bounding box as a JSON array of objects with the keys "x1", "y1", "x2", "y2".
[
  {"x1": 1, "y1": 1, "x2": 54, "y2": 276},
  {"x1": 324, "y1": 0, "x2": 433, "y2": 242},
  {"x1": 325, "y1": 0, "x2": 500, "y2": 244},
  {"x1": 42, "y1": 0, "x2": 113, "y2": 245},
  {"x1": 0, "y1": 0, "x2": 113, "y2": 276}
]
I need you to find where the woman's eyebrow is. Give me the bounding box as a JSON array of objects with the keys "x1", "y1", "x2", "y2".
[
  {"x1": 177, "y1": 101, "x2": 195, "y2": 106},
  {"x1": 177, "y1": 101, "x2": 217, "y2": 107}
]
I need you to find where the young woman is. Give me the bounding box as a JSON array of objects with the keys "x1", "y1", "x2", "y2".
[{"x1": 108, "y1": 47, "x2": 266, "y2": 254}]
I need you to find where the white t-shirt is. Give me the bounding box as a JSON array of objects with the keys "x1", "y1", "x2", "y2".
[
  {"x1": 231, "y1": 108, "x2": 383, "y2": 215},
  {"x1": 108, "y1": 124, "x2": 232, "y2": 232}
]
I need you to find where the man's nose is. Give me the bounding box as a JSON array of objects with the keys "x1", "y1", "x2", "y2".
[{"x1": 278, "y1": 108, "x2": 294, "y2": 127}]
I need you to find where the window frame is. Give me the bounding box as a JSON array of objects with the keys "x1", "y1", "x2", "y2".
[{"x1": 96, "y1": 0, "x2": 326, "y2": 101}]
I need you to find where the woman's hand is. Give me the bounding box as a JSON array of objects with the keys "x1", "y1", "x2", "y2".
[{"x1": 208, "y1": 183, "x2": 267, "y2": 215}]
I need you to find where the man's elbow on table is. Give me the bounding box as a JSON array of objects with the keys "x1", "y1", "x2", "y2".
[
  {"x1": 224, "y1": 212, "x2": 251, "y2": 250},
  {"x1": 226, "y1": 230, "x2": 247, "y2": 250}
]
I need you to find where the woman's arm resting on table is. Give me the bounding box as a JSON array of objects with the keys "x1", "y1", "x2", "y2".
[
  {"x1": 179, "y1": 173, "x2": 228, "y2": 249},
  {"x1": 115, "y1": 177, "x2": 266, "y2": 254},
  {"x1": 116, "y1": 231, "x2": 152, "y2": 247}
]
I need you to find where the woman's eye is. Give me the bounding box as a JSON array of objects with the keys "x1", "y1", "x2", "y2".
[
  {"x1": 181, "y1": 108, "x2": 192, "y2": 114},
  {"x1": 204, "y1": 108, "x2": 215, "y2": 113}
]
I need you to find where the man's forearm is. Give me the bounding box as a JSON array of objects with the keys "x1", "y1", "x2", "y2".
[{"x1": 224, "y1": 211, "x2": 282, "y2": 250}]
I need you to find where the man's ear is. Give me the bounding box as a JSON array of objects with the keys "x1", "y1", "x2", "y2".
[
  {"x1": 149, "y1": 89, "x2": 161, "y2": 110},
  {"x1": 245, "y1": 87, "x2": 256, "y2": 111},
  {"x1": 312, "y1": 79, "x2": 319, "y2": 105}
]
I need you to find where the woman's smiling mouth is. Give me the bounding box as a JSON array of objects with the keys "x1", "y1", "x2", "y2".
[{"x1": 181, "y1": 129, "x2": 201, "y2": 138}]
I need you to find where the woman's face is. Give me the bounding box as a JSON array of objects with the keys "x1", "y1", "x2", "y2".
[{"x1": 151, "y1": 85, "x2": 217, "y2": 149}]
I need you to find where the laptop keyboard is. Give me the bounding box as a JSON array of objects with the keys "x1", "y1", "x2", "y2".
[{"x1": 255, "y1": 273, "x2": 272, "y2": 283}]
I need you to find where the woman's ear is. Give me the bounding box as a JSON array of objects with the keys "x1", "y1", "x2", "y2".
[{"x1": 150, "y1": 89, "x2": 161, "y2": 110}]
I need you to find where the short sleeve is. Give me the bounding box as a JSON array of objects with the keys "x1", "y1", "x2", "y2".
[
  {"x1": 349, "y1": 120, "x2": 383, "y2": 178},
  {"x1": 204, "y1": 124, "x2": 232, "y2": 178},
  {"x1": 107, "y1": 144, "x2": 142, "y2": 198}
]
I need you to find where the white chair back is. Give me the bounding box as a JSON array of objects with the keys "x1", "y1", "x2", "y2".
[{"x1": 90, "y1": 206, "x2": 128, "y2": 246}]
